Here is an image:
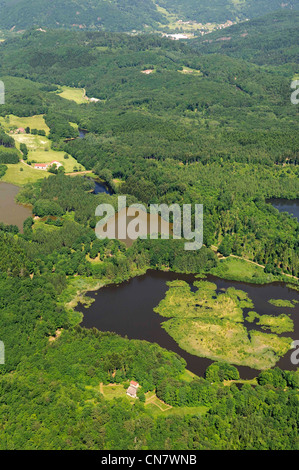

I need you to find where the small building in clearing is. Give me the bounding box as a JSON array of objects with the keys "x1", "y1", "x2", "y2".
[
  {"x1": 50, "y1": 160, "x2": 63, "y2": 168},
  {"x1": 141, "y1": 69, "x2": 154, "y2": 75},
  {"x1": 15, "y1": 127, "x2": 25, "y2": 134},
  {"x1": 34, "y1": 163, "x2": 49, "y2": 170},
  {"x1": 126, "y1": 380, "x2": 139, "y2": 398}
]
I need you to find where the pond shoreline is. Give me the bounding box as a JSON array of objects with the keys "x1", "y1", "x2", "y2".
[
  {"x1": 73, "y1": 267, "x2": 299, "y2": 381},
  {"x1": 267, "y1": 198, "x2": 299, "y2": 222},
  {"x1": 0, "y1": 181, "x2": 32, "y2": 231}
]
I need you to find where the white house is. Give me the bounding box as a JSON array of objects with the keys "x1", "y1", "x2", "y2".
[{"x1": 34, "y1": 163, "x2": 48, "y2": 170}]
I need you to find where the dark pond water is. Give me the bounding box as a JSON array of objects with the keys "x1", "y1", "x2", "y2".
[
  {"x1": 79, "y1": 129, "x2": 88, "y2": 139},
  {"x1": 83, "y1": 176, "x2": 113, "y2": 195},
  {"x1": 64, "y1": 129, "x2": 88, "y2": 143},
  {"x1": 0, "y1": 182, "x2": 32, "y2": 232},
  {"x1": 79, "y1": 270, "x2": 299, "y2": 380},
  {"x1": 94, "y1": 180, "x2": 112, "y2": 195},
  {"x1": 268, "y1": 199, "x2": 299, "y2": 222}
]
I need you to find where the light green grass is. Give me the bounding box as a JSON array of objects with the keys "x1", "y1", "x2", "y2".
[
  {"x1": 28, "y1": 149, "x2": 84, "y2": 172},
  {"x1": 0, "y1": 114, "x2": 49, "y2": 134},
  {"x1": 178, "y1": 67, "x2": 202, "y2": 75},
  {"x1": 0, "y1": 114, "x2": 84, "y2": 181},
  {"x1": 101, "y1": 384, "x2": 135, "y2": 401},
  {"x1": 145, "y1": 391, "x2": 208, "y2": 417},
  {"x1": 13, "y1": 133, "x2": 49, "y2": 151},
  {"x1": 86, "y1": 384, "x2": 209, "y2": 417},
  {"x1": 224, "y1": 378, "x2": 258, "y2": 386},
  {"x1": 179, "y1": 369, "x2": 198, "y2": 382},
  {"x1": 1, "y1": 163, "x2": 49, "y2": 185},
  {"x1": 161, "y1": 405, "x2": 208, "y2": 417},
  {"x1": 13, "y1": 132, "x2": 84, "y2": 172},
  {"x1": 211, "y1": 257, "x2": 276, "y2": 283},
  {"x1": 56, "y1": 86, "x2": 87, "y2": 104}
]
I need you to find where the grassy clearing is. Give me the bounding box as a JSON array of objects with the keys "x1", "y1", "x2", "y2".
[
  {"x1": 154, "y1": 280, "x2": 293, "y2": 370},
  {"x1": 0, "y1": 114, "x2": 85, "y2": 183},
  {"x1": 27, "y1": 148, "x2": 83, "y2": 172},
  {"x1": 1, "y1": 162, "x2": 49, "y2": 185},
  {"x1": 145, "y1": 391, "x2": 171, "y2": 411},
  {"x1": 0, "y1": 114, "x2": 50, "y2": 133},
  {"x1": 13, "y1": 133, "x2": 49, "y2": 150},
  {"x1": 145, "y1": 403, "x2": 208, "y2": 417},
  {"x1": 1, "y1": 154, "x2": 83, "y2": 185},
  {"x1": 12, "y1": 131, "x2": 82, "y2": 172},
  {"x1": 101, "y1": 384, "x2": 135, "y2": 401},
  {"x1": 144, "y1": 391, "x2": 208, "y2": 417},
  {"x1": 86, "y1": 384, "x2": 208, "y2": 417},
  {"x1": 210, "y1": 257, "x2": 276, "y2": 283},
  {"x1": 223, "y1": 378, "x2": 258, "y2": 387},
  {"x1": 56, "y1": 86, "x2": 87, "y2": 104},
  {"x1": 178, "y1": 369, "x2": 198, "y2": 382},
  {"x1": 178, "y1": 67, "x2": 202, "y2": 75}
]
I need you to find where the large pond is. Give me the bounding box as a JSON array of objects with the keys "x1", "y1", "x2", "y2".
[
  {"x1": 0, "y1": 182, "x2": 32, "y2": 231},
  {"x1": 79, "y1": 270, "x2": 299, "y2": 380},
  {"x1": 268, "y1": 199, "x2": 299, "y2": 222}
]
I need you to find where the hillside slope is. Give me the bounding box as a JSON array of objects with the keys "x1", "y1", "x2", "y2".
[
  {"x1": 190, "y1": 11, "x2": 299, "y2": 67},
  {"x1": 158, "y1": 0, "x2": 299, "y2": 24},
  {"x1": 0, "y1": 0, "x2": 298, "y2": 31}
]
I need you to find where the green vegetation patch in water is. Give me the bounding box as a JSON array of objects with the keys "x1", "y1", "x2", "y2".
[
  {"x1": 154, "y1": 280, "x2": 292, "y2": 370},
  {"x1": 246, "y1": 311, "x2": 294, "y2": 334},
  {"x1": 268, "y1": 298, "x2": 298, "y2": 308}
]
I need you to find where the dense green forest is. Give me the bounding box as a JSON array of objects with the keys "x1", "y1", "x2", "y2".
[
  {"x1": 0, "y1": 23, "x2": 297, "y2": 276},
  {"x1": 0, "y1": 0, "x2": 298, "y2": 32},
  {"x1": 191, "y1": 11, "x2": 299, "y2": 69},
  {"x1": 158, "y1": 0, "x2": 299, "y2": 24},
  {"x1": 0, "y1": 183, "x2": 298, "y2": 449},
  {"x1": 0, "y1": 9, "x2": 298, "y2": 450}
]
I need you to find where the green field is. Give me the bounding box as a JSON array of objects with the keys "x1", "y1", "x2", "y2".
[
  {"x1": 178, "y1": 66, "x2": 202, "y2": 75},
  {"x1": 13, "y1": 133, "x2": 50, "y2": 151},
  {"x1": 0, "y1": 114, "x2": 85, "y2": 184},
  {"x1": 1, "y1": 162, "x2": 50, "y2": 185},
  {"x1": 56, "y1": 86, "x2": 87, "y2": 104},
  {"x1": 0, "y1": 114, "x2": 50, "y2": 134},
  {"x1": 210, "y1": 256, "x2": 276, "y2": 283},
  {"x1": 27, "y1": 148, "x2": 84, "y2": 172}
]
